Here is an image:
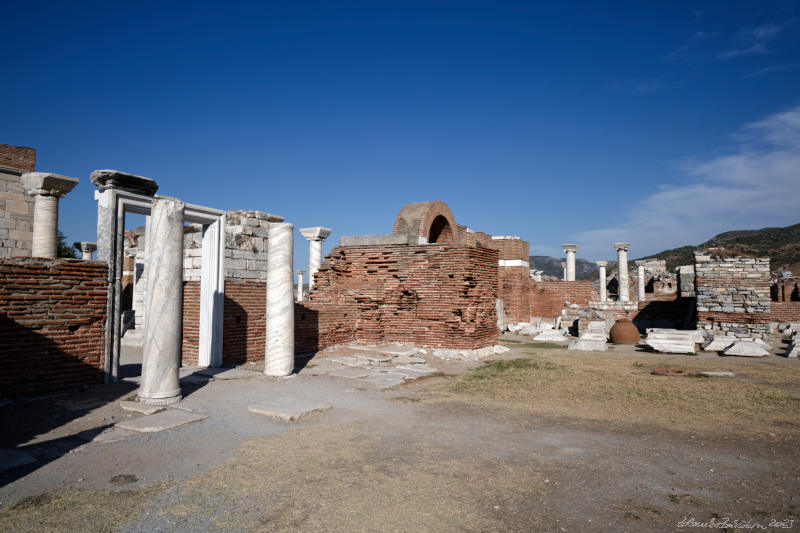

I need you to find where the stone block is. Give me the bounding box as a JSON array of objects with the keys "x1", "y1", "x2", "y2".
[{"x1": 721, "y1": 341, "x2": 769, "y2": 358}]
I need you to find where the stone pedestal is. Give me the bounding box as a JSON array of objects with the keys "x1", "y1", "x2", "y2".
[
  {"x1": 20, "y1": 172, "x2": 79, "y2": 258},
  {"x1": 299, "y1": 227, "x2": 332, "y2": 290},
  {"x1": 562, "y1": 244, "x2": 578, "y2": 281},
  {"x1": 614, "y1": 242, "x2": 630, "y2": 302},
  {"x1": 636, "y1": 261, "x2": 646, "y2": 302},
  {"x1": 296, "y1": 270, "x2": 306, "y2": 301},
  {"x1": 138, "y1": 197, "x2": 184, "y2": 405},
  {"x1": 76, "y1": 241, "x2": 97, "y2": 260},
  {"x1": 266, "y1": 223, "x2": 295, "y2": 376},
  {"x1": 597, "y1": 261, "x2": 608, "y2": 302}
]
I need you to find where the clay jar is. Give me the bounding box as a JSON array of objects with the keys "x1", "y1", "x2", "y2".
[{"x1": 609, "y1": 319, "x2": 640, "y2": 344}]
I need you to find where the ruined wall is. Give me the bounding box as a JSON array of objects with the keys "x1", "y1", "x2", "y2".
[
  {"x1": 530, "y1": 281, "x2": 596, "y2": 318},
  {"x1": 0, "y1": 145, "x2": 36, "y2": 258},
  {"x1": 770, "y1": 276, "x2": 800, "y2": 322},
  {"x1": 0, "y1": 258, "x2": 107, "y2": 396},
  {"x1": 485, "y1": 237, "x2": 531, "y2": 324},
  {"x1": 301, "y1": 244, "x2": 499, "y2": 349},
  {"x1": 695, "y1": 253, "x2": 771, "y2": 338}
]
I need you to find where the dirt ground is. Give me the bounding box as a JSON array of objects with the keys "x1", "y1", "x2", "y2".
[{"x1": 1, "y1": 336, "x2": 799, "y2": 532}]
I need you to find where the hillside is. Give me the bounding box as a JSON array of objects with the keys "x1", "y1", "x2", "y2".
[
  {"x1": 636, "y1": 222, "x2": 800, "y2": 273},
  {"x1": 530, "y1": 256, "x2": 597, "y2": 279}
]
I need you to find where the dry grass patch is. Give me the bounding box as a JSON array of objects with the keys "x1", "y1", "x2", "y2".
[{"x1": 438, "y1": 349, "x2": 800, "y2": 442}]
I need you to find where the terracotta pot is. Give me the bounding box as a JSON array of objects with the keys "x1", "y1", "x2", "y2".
[{"x1": 609, "y1": 319, "x2": 640, "y2": 344}]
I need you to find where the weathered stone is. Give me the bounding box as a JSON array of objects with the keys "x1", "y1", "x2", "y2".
[
  {"x1": 248, "y1": 399, "x2": 332, "y2": 421},
  {"x1": 116, "y1": 409, "x2": 207, "y2": 432},
  {"x1": 119, "y1": 401, "x2": 165, "y2": 415},
  {"x1": 721, "y1": 341, "x2": 769, "y2": 358},
  {"x1": 90, "y1": 169, "x2": 158, "y2": 195}
]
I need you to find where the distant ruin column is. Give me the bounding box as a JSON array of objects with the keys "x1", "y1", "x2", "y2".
[
  {"x1": 614, "y1": 242, "x2": 631, "y2": 302},
  {"x1": 562, "y1": 244, "x2": 578, "y2": 281},
  {"x1": 138, "y1": 197, "x2": 184, "y2": 405},
  {"x1": 299, "y1": 227, "x2": 332, "y2": 290},
  {"x1": 597, "y1": 261, "x2": 608, "y2": 302},
  {"x1": 20, "y1": 172, "x2": 79, "y2": 258},
  {"x1": 296, "y1": 270, "x2": 306, "y2": 301},
  {"x1": 561, "y1": 262, "x2": 567, "y2": 281},
  {"x1": 76, "y1": 242, "x2": 97, "y2": 260},
  {"x1": 265, "y1": 223, "x2": 295, "y2": 376},
  {"x1": 636, "y1": 261, "x2": 646, "y2": 302}
]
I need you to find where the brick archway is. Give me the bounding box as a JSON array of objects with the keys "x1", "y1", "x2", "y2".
[{"x1": 393, "y1": 201, "x2": 458, "y2": 244}]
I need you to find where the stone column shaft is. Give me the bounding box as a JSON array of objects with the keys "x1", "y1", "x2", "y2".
[
  {"x1": 296, "y1": 270, "x2": 306, "y2": 301},
  {"x1": 614, "y1": 243, "x2": 630, "y2": 302},
  {"x1": 597, "y1": 261, "x2": 608, "y2": 302},
  {"x1": 266, "y1": 223, "x2": 295, "y2": 376},
  {"x1": 138, "y1": 197, "x2": 184, "y2": 405},
  {"x1": 637, "y1": 263, "x2": 646, "y2": 302},
  {"x1": 561, "y1": 262, "x2": 566, "y2": 281},
  {"x1": 562, "y1": 244, "x2": 578, "y2": 282}
]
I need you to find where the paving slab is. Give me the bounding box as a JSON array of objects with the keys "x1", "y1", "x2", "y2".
[
  {"x1": 699, "y1": 371, "x2": 735, "y2": 378},
  {"x1": 116, "y1": 409, "x2": 208, "y2": 433},
  {"x1": 0, "y1": 449, "x2": 37, "y2": 472},
  {"x1": 119, "y1": 400, "x2": 165, "y2": 415},
  {"x1": 347, "y1": 344, "x2": 419, "y2": 357},
  {"x1": 363, "y1": 374, "x2": 406, "y2": 389},
  {"x1": 327, "y1": 356, "x2": 371, "y2": 367},
  {"x1": 327, "y1": 367, "x2": 376, "y2": 379},
  {"x1": 247, "y1": 398, "x2": 332, "y2": 421},
  {"x1": 394, "y1": 355, "x2": 427, "y2": 364},
  {"x1": 195, "y1": 367, "x2": 262, "y2": 380}
]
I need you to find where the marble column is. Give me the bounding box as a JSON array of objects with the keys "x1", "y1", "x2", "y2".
[
  {"x1": 597, "y1": 261, "x2": 608, "y2": 302},
  {"x1": 265, "y1": 223, "x2": 295, "y2": 377},
  {"x1": 561, "y1": 262, "x2": 566, "y2": 281},
  {"x1": 138, "y1": 197, "x2": 184, "y2": 405},
  {"x1": 299, "y1": 227, "x2": 332, "y2": 290},
  {"x1": 296, "y1": 270, "x2": 306, "y2": 301},
  {"x1": 20, "y1": 172, "x2": 79, "y2": 258},
  {"x1": 636, "y1": 261, "x2": 646, "y2": 302},
  {"x1": 76, "y1": 242, "x2": 97, "y2": 260},
  {"x1": 562, "y1": 244, "x2": 578, "y2": 281},
  {"x1": 614, "y1": 242, "x2": 631, "y2": 302}
]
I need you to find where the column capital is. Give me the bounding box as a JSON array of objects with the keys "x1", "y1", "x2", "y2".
[
  {"x1": 21, "y1": 172, "x2": 78, "y2": 197},
  {"x1": 561, "y1": 244, "x2": 578, "y2": 253},
  {"x1": 75, "y1": 241, "x2": 98, "y2": 253},
  {"x1": 596, "y1": 261, "x2": 608, "y2": 268},
  {"x1": 635, "y1": 260, "x2": 646, "y2": 267},
  {"x1": 299, "y1": 226, "x2": 332, "y2": 241},
  {"x1": 90, "y1": 169, "x2": 158, "y2": 196},
  {"x1": 560, "y1": 262, "x2": 566, "y2": 268},
  {"x1": 295, "y1": 269, "x2": 306, "y2": 275},
  {"x1": 613, "y1": 242, "x2": 630, "y2": 252}
]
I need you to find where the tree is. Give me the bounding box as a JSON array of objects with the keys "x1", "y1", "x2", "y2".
[{"x1": 57, "y1": 230, "x2": 78, "y2": 258}]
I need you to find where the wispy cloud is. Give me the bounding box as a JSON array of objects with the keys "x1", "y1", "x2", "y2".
[
  {"x1": 606, "y1": 79, "x2": 670, "y2": 95},
  {"x1": 719, "y1": 23, "x2": 784, "y2": 59},
  {"x1": 664, "y1": 30, "x2": 713, "y2": 62},
  {"x1": 744, "y1": 62, "x2": 799, "y2": 78},
  {"x1": 571, "y1": 105, "x2": 800, "y2": 261}
]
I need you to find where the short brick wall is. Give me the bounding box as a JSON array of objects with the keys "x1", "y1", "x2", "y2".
[
  {"x1": 530, "y1": 281, "x2": 596, "y2": 318},
  {"x1": 770, "y1": 302, "x2": 800, "y2": 323},
  {"x1": 0, "y1": 258, "x2": 107, "y2": 397}
]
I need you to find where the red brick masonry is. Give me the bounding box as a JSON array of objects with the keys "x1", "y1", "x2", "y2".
[{"x1": 0, "y1": 258, "x2": 107, "y2": 396}]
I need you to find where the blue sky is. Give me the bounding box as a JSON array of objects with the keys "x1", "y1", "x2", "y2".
[{"x1": 2, "y1": 1, "x2": 799, "y2": 266}]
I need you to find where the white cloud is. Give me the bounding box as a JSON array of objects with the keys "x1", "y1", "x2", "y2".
[
  {"x1": 744, "y1": 63, "x2": 799, "y2": 78},
  {"x1": 571, "y1": 105, "x2": 800, "y2": 261}
]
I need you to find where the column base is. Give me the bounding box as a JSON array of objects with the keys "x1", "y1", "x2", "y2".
[{"x1": 137, "y1": 394, "x2": 182, "y2": 406}]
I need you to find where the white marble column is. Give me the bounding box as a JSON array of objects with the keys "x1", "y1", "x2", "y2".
[
  {"x1": 299, "y1": 227, "x2": 332, "y2": 290},
  {"x1": 20, "y1": 172, "x2": 79, "y2": 258},
  {"x1": 636, "y1": 261, "x2": 646, "y2": 302},
  {"x1": 296, "y1": 270, "x2": 306, "y2": 301},
  {"x1": 77, "y1": 242, "x2": 97, "y2": 260},
  {"x1": 561, "y1": 262, "x2": 566, "y2": 281},
  {"x1": 138, "y1": 197, "x2": 184, "y2": 405},
  {"x1": 614, "y1": 242, "x2": 631, "y2": 302},
  {"x1": 266, "y1": 222, "x2": 295, "y2": 376},
  {"x1": 597, "y1": 261, "x2": 608, "y2": 302},
  {"x1": 562, "y1": 244, "x2": 578, "y2": 281}
]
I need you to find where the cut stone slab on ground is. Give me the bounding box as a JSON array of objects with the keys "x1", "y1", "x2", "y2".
[
  {"x1": 116, "y1": 409, "x2": 208, "y2": 433},
  {"x1": 195, "y1": 367, "x2": 262, "y2": 380},
  {"x1": 721, "y1": 341, "x2": 770, "y2": 358},
  {"x1": 119, "y1": 401, "x2": 165, "y2": 416},
  {"x1": 247, "y1": 398, "x2": 333, "y2": 421}
]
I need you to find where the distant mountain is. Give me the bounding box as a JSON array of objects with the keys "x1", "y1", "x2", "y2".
[
  {"x1": 635, "y1": 222, "x2": 800, "y2": 274},
  {"x1": 530, "y1": 255, "x2": 598, "y2": 280}
]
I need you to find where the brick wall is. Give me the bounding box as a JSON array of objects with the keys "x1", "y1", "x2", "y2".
[
  {"x1": 770, "y1": 302, "x2": 800, "y2": 323},
  {"x1": 695, "y1": 253, "x2": 771, "y2": 338},
  {"x1": 304, "y1": 244, "x2": 499, "y2": 349},
  {"x1": 181, "y1": 281, "x2": 200, "y2": 365},
  {"x1": 530, "y1": 280, "x2": 596, "y2": 318},
  {"x1": 222, "y1": 280, "x2": 266, "y2": 365},
  {"x1": 0, "y1": 145, "x2": 36, "y2": 172},
  {"x1": 499, "y1": 266, "x2": 530, "y2": 323},
  {"x1": 0, "y1": 258, "x2": 107, "y2": 396},
  {"x1": 487, "y1": 237, "x2": 529, "y2": 261}
]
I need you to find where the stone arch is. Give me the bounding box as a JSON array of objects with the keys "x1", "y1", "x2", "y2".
[{"x1": 393, "y1": 201, "x2": 458, "y2": 244}]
